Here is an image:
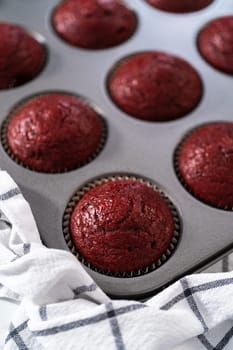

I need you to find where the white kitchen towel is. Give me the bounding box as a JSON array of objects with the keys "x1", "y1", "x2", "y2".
[{"x1": 0, "y1": 170, "x2": 233, "y2": 350}]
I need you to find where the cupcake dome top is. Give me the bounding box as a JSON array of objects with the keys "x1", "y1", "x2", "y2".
[
  {"x1": 52, "y1": 0, "x2": 137, "y2": 49},
  {"x1": 145, "y1": 0, "x2": 213, "y2": 13},
  {"x1": 70, "y1": 178, "x2": 175, "y2": 273},
  {"x1": 6, "y1": 93, "x2": 104, "y2": 173},
  {"x1": 108, "y1": 52, "x2": 202, "y2": 122},
  {"x1": 198, "y1": 16, "x2": 233, "y2": 75},
  {"x1": 0, "y1": 22, "x2": 45, "y2": 89},
  {"x1": 177, "y1": 122, "x2": 233, "y2": 210}
]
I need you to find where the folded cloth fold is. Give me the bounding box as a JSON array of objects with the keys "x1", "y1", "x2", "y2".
[{"x1": 0, "y1": 170, "x2": 233, "y2": 350}]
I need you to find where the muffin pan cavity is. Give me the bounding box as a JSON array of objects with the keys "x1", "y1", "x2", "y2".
[
  {"x1": 51, "y1": 0, "x2": 138, "y2": 49},
  {"x1": 174, "y1": 122, "x2": 233, "y2": 211},
  {"x1": 107, "y1": 51, "x2": 203, "y2": 122},
  {"x1": 63, "y1": 174, "x2": 181, "y2": 280},
  {"x1": 0, "y1": 22, "x2": 47, "y2": 90},
  {"x1": 1, "y1": 91, "x2": 107, "y2": 173}
]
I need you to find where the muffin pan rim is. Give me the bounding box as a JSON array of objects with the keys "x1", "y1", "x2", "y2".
[{"x1": 0, "y1": 0, "x2": 232, "y2": 299}]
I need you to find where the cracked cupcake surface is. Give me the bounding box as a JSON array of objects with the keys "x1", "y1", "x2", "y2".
[
  {"x1": 70, "y1": 179, "x2": 175, "y2": 273},
  {"x1": 108, "y1": 52, "x2": 202, "y2": 122},
  {"x1": 6, "y1": 93, "x2": 104, "y2": 172},
  {"x1": 198, "y1": 16, "x2": 233, "y2": 75},
  {"x1": 177, "y1": 122, "x2": 233, "y2": 210},
  {"x1": 0, "y1": 22, "x2": 45, "y2": 89},
  {"x1": 145, "y1": 0, "x2": 213, "y2": 13},
  {"x1": 52, "y1": 0, "x2": 137, "y2": 49}
]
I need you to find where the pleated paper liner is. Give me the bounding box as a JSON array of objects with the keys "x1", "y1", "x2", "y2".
[
  {"x1": 173, "y1": 121, "x2": 233, "y2": 211},
  {"x1": 0, "y1": 91, "x2": 107, "y2": 174},
  {"x1": 63, "y1": 174, "x2": 181, "y2": 278}
]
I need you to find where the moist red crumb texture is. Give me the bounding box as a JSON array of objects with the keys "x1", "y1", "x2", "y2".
[
  {"x1": 52, "y1": 0, "x2": 137, "y2": 49},
  {"x1": 70, "y1": 179, "x2": 175, "y2": 273},
  {"x1": 198, "y1": 16, "x2": 233, "y2": 75},
  {"x1": 0, "y1": 22, "x2": 45, "y2": 89},
  {"x1": 177, "y1": 122, "x2": 233, "y2": 210},
  {"x1": 6, "y1": 93, "x2": 104, "y2": 173},
  {"x1": 145, "y1": 0, "x2": 213, "y2": 13},
  {"x1": 109, "y1": 51, "x2": 202, "y2": 122}
]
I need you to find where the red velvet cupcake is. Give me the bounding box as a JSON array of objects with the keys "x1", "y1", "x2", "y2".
[
  {"x1": 176, "y1": 122, "x2": 233, "y2": 210},
  {"x1": 52, "y1": 0, "x2": 137, "y2": 49},
  {"x1": 198, "y1": 16, "x2": 233, "y2": 75},
  {"x1": 4, "y1": 93, "x2": 105, "y2": 173},
  {"x1": 69, "y1": 177, "x2": 179, "y2": 274},
  {"x1": 145, "y1": 0, "x2": 213, "y2": 13},
  {"x1": 108, "y1": 52, "x2": 202, "y2": 122},
  {"x1": 0, "y1": 22, "x2": 46, "y2": 89}
]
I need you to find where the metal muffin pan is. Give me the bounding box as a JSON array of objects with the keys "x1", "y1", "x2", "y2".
[{"x1": 0, "y1": 0, "x2": 232, "y2": 299}]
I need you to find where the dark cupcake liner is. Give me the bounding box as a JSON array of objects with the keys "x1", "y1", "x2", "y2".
[
  {"x1": 0, "y1": 91, "x2": 107, "y2": 174},
  {"x1": 173, "y1": 122, "x2": 233, "y2": 211},
  {"x1": 63, "y1": 174, "x2": 181, "y2": 278}
]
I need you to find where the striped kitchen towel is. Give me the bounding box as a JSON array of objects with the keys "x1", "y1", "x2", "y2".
[{"x1": 0, "y1": 170, "x2": 233, "y2": 350}]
